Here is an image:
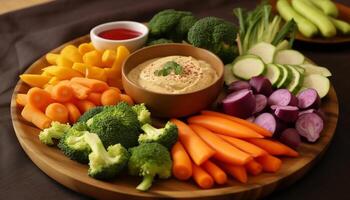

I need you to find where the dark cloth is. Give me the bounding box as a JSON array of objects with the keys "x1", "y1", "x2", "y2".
[{"x1": 1, "y1": 0, "x2": 350, "y2": 199}]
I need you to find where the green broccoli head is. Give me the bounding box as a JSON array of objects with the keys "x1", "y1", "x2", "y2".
[
  {"x1": 132, "y1": 103, "x2": 151, "y2": 126},
  {"x1": 187, "y1": 17, "x2": 238, "y2": 63},
  {"x1": 84, "y1": 132, "x2": 129, "y2": 180},
  {"x1": 128, "y1": 143, "x2": 172, "y2": 191},
  {"x1": 77, "y1": 106, "x2": 104, "y2": 123},
  {"x1": 39, "y1": 121, "x2": 71, "y2": 145},
  {"x1": 58, "y1": 123, "x2": 91, "y2": 164},
  {"x1": 89, "y1": 114, "x2": 139, "y2": 149},
  {"x1": 146, "y1": 38, "x2": 174, "y2": 46},
  {"x1": 138, "y1": 122, "x2": 178, "y2": 149},
  {"x1": 148, "y1": 9, "x2": 197, "y2": 42}
]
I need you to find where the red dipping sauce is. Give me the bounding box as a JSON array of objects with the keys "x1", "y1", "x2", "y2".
[{"x1": 98, "y1": 28, "x2": 142, "y2": 40}]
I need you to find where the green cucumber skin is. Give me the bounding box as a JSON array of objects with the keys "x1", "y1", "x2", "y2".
[
  {"x1": 286, "y1": 65, "x2": 304, "y2": 94},
  {"x1": 277, "y1": 64, "x2": 293, "y2": 88},
  {"x1": 265, "y1": 64, "x2": 282, "y2": 87}
]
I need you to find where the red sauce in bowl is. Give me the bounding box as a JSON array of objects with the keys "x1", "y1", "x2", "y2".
[{"x1": 98, "y1": 28, "x2": 142, "y2": 40}]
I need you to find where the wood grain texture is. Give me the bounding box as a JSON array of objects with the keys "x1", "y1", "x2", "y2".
[
  {"x1": 0, "y1": 0, "x2": 52, "y2": 14},
  {"x1": 269, "y1": 0, "x2": 350, "y2": 44},
  {"x1": 10, "y1": 35, "x2": 339, "y2": 199}
]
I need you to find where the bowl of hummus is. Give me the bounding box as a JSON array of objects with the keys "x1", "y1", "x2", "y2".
[{"x1": 122, "y1": 44, "x2": 224, "y2": 118}]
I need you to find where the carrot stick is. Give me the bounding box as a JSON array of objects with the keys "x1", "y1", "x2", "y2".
[
  {"x1": 87, "y1": 92, "x2": 102, "y2": 106},
  {"x1": 120, "y1": 94, "x2": 134, "y2": 106},
  {"x1": 21, "y1": 104, "x2": 52, "y2": 129},
  {"x1": 51, "y1": 83, "x2": 73, "y2": 102},
  {"x1": 69, "y1": 81, "x2": 91, "y2": 100},
  {"x1": 70, "y1": 77, "x2": 109, "y2": 92},
  {"x1": 190, "y1": 124, "x2": 252, "y2": 165},
  {"x1": 75, "y1": 100, "x2": 96, "y2": 113},
  {"x1": 45, "y1": 103, "x2": 69, "y2": 123},
  {"x1": 170, "y1": 119, "x2": 215, "y2": 165},
  {"x1": 64, "y1": 102, "x2": 81, "y2": 123},
  {"x1": 201, "y1": 110, "x2": 272, "y2": 137},
  {"x1": 202, "y1": 160, "x2": 227, "y2": 185},
  {"x1": 256, "y1": 154, "x2": 282, "y2": 173},
  {"x1": 27, "y1": 87, "x2": 52, "y2": 111},
  {"x1": 245, "y1": 160, "x2": 263, "y2": 176},
  {"x1": 247, "y1": 138, "x2": 299, "y2": 157},
  {"x1": 218, "y1": 162, "x2": 248, "y2": 183},
  {"x1": 192, "y1": 162, "x2": 214, "y2": 189},
  {"x1": 16, "y1": 94, "x2": 27, "y2": 106},
  {"x1": 187, "y1": 115, "x2": 263, "y2": 139},
  {"x1": 217, "y1": 134, "x2": 267, "y2": 158},
  {"x1": 171, "y1": 142, "x2": 192, "y2": 181},
  {"x1": 101, "y1": 88, "x2": 121, "y2": 106}
]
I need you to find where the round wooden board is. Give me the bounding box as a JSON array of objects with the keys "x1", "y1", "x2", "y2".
[{"x1": 10, "y1": 35, "x2": 339, "y2": 200}]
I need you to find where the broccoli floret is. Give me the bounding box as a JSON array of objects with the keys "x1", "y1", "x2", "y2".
[
  {"x1": 88, "y1": 103, "x2": 140, "y2": 148},
  {"x1": 132, "y1": 103, "x2": 151, "y2": 125},
  {"x1": 128, "y1": 143, "x2": 172, "y2": 191},
  {"x1": 188, "y1": 17, "x2": 238, "y2": 63},
  {"x1": 39, "y1": 122, "x2": 71, "y2": 145},
  {"x1": 148, "y1": 9, "x2": 197, "y2": 42},
  {"x1": 77, "y1": 106, "x2": 104, "y2": 123},
  {"x1": 146, "y1": 38, "x2": 174, "y2": 46},
  {"x1": 58, "y1": 123, "x2": 91, "y2": 164},
  {"x1": 138, "y1": 122, "x2": 178, "y2": 149},
  {"x1": 84, "y1": 132, "x2": 129, "y2": 180}
]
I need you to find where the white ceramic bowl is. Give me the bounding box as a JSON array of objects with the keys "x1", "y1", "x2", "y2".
[{"x1": 90, "y1": 21, "x2": 149, "y2": 52}]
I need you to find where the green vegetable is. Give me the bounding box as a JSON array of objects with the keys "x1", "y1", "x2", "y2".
[
  {"x1": 88, "y1": 102, "x2": 140, "y2": 148},
  {"x1": 39, "y1": 121, "x2": 71, "y2": 145},
  {"x1": 224, "y1": 63, "x2": 239, "y2": 85},
  {"x1": 285, "y1": 65, "x2": 304, "y2": 94},
  {"x1": 265, "y1": 63, "x2": 282, "y2": 87},
  {"x1": 276, "y1": 64, "x2": 292, "y2": 88},
  {"x1": 77, "y1": 106, "x2": 104, "y2": 123},
  {"x1": 138, "y1": 122, "x2": 178, "y2": 149},
  {"x1": 330, "y1": 18, "x2": 350, "y2": 35},
  {"x1": 299, "y1": 63, "x2": 332, "y2": 77},
  {"x1": 232, "y1": 55, "x2": 266, "y2": 80},
  {"x1": 128, "y1": 143, "x2": 172, "y2": 191},
  {"x1": 309, "y1": 0, "x2": 338, "y2": 17},
  {"x1": 276, "y1": 0, "x2": 318, "y2": 38},
  {"x1": 187, "y1": 16, "x2": 238, "y2": 64},
  {"x1": 247, "y1": 42, "x2": 276, "y2": 63},
  {"x1": 132, "y1": 103, "x2": 151, "y2": 126},
  {"x1": 274, "y1": 49, "x2": 305, "y2": 65},
  {"x1": 234, "y1": 2, "x2": 297, "y2": 55},
  {"x1": 58, "y1": 123, "x2": 91, "y2": 164},
  {"x1": 154, "y1": 61, "x2": 183, "y2": 76},
  {"x1": 148, "y1": 9, "x2": 197, "y2": 42},
  {"x1": 302, "y1": 74, "x2": 330, "y2": 98},
  {"x1": 146, "y1": 38, "x2": 174, "y2": 46},
  {"x1": 292, "y1": 0, "x2": 336, "y2": 37},
  {"x1": 84, "y1": 132, "x2": 130, "y2": 180}
]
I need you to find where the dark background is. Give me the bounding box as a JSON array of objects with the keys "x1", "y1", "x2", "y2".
[{"x1": 1, "y1": 0, "x2": 350, "y2": 199}]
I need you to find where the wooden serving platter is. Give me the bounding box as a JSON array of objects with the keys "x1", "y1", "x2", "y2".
[
  {"x1": 10, "y1": 35, "x2": 339, "y2": 199},
  {"x1": 269, "y1": 0, "x2": 350, "y2": 44}
]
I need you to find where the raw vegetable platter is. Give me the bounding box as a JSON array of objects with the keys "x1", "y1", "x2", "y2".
[
  {"x1": 11, "y1": 36, "x2": 339, "y2": 199},
  {"x1": 11, "y1": 3, "x2": 340, "y2": 200}
]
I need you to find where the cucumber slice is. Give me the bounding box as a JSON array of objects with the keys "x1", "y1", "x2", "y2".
[
  {"x1": 265, "y1": 64, "x2": 282, "y2": 87},
  {"x1": 299, "y1": 63, "x2": 332, "y2": 77},
  {"x1": 232, "y1": 55, "x2": 266, "y2": 80},
  {"x1": 291, "y1": 65, "x2": 306, "y2": 74},
  {"x1": 275, "y1": 40, "x2": 290, "y2": 51},
  {"x1": 276, "y1": 64, "x2": 292, "y2": 88},
  {"x1": 224, "y1": 63, "x2": 239, "y2": 85},
  {"x1": 274, "y1": 49, "x2": 305, "y2": 65},
  {"x1": 286, "y1": 65, "x2": 304, "y2": 94},
  {"x1": 303, "y1": 74, "x2": 330, "y2": 98},
  {"x1": 247, "y1": 42, "x2": 276, "y2": 63}
]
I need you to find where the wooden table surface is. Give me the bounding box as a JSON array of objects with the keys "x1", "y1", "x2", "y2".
[{"x1": 0, "y1": 0, "x2": 51, "y2": 14}]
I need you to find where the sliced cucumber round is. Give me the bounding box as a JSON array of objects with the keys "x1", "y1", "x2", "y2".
[
  {"x1": 286, "y1": 65, "x2": 304, "y2": 94},
  {"x1": 276, "y1": 64, "x2": 292, "y2": 88},
  {"x1": 299, "y1": 63, "x2": 332, "y2": 77},
  {"x1": 265, "y1": 64, "x2": 282, "y2": 87},
  {"x1": 224, "y1": 63, "x2": 239, "y2": 85},
  {"x1": 274, "y1": 49, "x2": 305, "y2": 65},
  {"x1": 232, "y1": 55, "x2": 266, "y2": 80},
  {"x1": 303, "y1": 74, "x2": 330, "y2": 98},
  {"x1": 247, "y1": 42, "x2": 276, "y2": 64},
  {"x1": 291, "y1": 65, "x2": 306, "y2": 74}
]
